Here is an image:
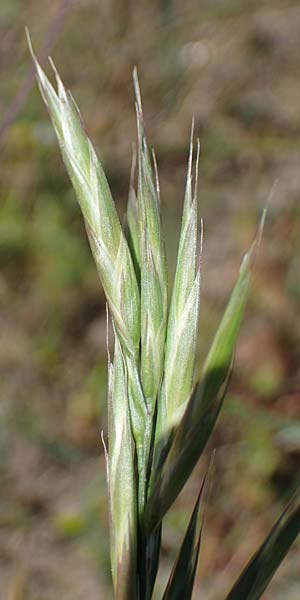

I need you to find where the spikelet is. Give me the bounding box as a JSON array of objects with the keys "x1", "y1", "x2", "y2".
[
  {"x1": 27, "y1": 33, "x2": 140, "y2": 360},
  {"x1": 108, "y1": 336, "x2": 138, "y2": 599},
  {"x1": 164, "y1": 124, "x2": 202, "y2": 429},
  {"x1": 133, "y1": 69, "x2": 168, "y2": 414}
]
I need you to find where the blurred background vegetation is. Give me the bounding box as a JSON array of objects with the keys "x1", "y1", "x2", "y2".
[{"x1": 0, "y1": 0, "x2": 300, "y2": 598}]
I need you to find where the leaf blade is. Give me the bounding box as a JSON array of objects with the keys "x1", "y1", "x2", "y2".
[
  {"x1": 226, "y1": 491, "x2": 300, "y2": 600},
  {"x1": 162, "y1": 476, "x2": 206, "y2": 600}
]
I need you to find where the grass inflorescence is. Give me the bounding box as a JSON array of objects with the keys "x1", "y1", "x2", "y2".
[{"x1": 28, "y1": 31, "x2": 300, "y2": 600}]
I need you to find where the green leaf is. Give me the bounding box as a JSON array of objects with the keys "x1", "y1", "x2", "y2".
[
  {"x1": 138, "y1": 524, "x2": 162, "y2": 600},
  {"x1": 226, "y1": 490, "x2": 300, "y2": 600},
  {"x1": 162, "y1": 475, "x2": 207, "y2": 600},
  {"x1": 145, "y1": 241, "x2": 256, "y2": 533}
]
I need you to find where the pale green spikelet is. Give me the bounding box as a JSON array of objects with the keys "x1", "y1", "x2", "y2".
[
  {"x1": 108, "y1": 336, "x2": 138, "y2": 599},
  {"x1": 28, "y1": 33, "x2": 140, "y2": 360},
  {"x1": 164, "y1": 127, "x2": 201, "y2": 427},
  {"x1": 134, "y1": 69, "x2": 168, "y2": 412}
]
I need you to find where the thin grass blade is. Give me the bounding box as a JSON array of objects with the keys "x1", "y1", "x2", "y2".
[
  {"x1": 226, "y1": 490, "x2": 300, "y2": 600},
  {"x1": 162, "y1": 472, "x2": 209, "y2": 600}
]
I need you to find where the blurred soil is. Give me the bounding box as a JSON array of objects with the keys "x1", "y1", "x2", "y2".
[{"x1": 0, "y1": 0, "x2": 300, "y2": 598}]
